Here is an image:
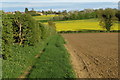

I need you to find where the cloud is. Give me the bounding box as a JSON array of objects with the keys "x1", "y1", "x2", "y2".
[
  {"x1": 2, "y1": 1, "x2": 118, "y2": 12},
  {"x1": 2, "y1": 0, "x2": 120, "y2": 2},
  {"x1": 2, "y1": 2, "x2": 72, "y2": 8}
]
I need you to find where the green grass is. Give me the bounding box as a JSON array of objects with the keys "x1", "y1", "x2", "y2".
[
  {"x1": 2, "y1": 40, "x2": 49, "y2": 78},
  {"x1": 0, "y1": 58, "x2": 2, "y2": 79},
  {"x1": 28, "y1": 35, "x2": 75, "y2": 78},
  {"x1": 2, "y1": 34, "x2": 75, "y2": 78}
]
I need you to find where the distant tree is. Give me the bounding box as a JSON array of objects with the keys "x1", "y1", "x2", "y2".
[
  {"x1": 32, "y1": 8, "x2": 34, "y2": 11},
  {"x1": 97, "y1": 8, "x2": 117, "y2": 32},
  {"x1": 62, "y1": 10, "x2": 67, "y2": 15},
  {"x1": 42, "y1": 10, "x2": 44, "y2": 14},
  {"x1": 44, "y1": 11, "x2": 48, "y2": 16},
  {"x1": 25, "y1": 8, "x2": 28, "y2": 13},
  {"x1": 58, "y1": 11, "x2": 61, "y2": 14},
  {"x1": 115, "y1": 10, "x2": 120, "y2": 21}
]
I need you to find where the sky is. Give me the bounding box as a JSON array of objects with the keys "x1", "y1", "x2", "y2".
[
  {"x1": 1, "y1": 0, "x2": 120, "y2": 2},
  {"x1": 0, "y1": 0, "x2": 119, "y2": 12}
]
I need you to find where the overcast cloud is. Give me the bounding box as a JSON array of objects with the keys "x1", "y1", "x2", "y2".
[
  {"x1": 1, "y1": 0, "x2": 120, "y2": 2},
  {"x1": 1, "y1": 0, "x2": 118, "y2": 12}
]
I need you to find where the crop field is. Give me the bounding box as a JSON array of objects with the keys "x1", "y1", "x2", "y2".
[
  {"x1": 62, "y1": 33, "x2": 118, "y2": 78},
  {"x1": 55, "y1": 19, "x2": 119, "y2": 31},
  {"x1": 33, "y1": 15, "x2": 58, "y2": 22},
  {"x1": 33, "y1": 16, "x2": 119, "y2": 31}
]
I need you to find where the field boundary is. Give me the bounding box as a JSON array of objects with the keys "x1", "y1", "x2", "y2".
[
  {"x1": 64, "y1": 39, "x2": 90, "y2": 78},
  {"x1": 27, "y1": 35, "x2": 75, "y2": 78},
  {"x1": 58, "y1": 30, "x2": 120, "y2": 33}
]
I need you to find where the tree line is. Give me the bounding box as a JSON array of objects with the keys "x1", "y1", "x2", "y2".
[
  {"x1": 25, "y1": 8, "x2": 41, "y2": 16},
  {"x1": 51, "y1": 9, "x2": 97, "y2": 21},
  {"x1": 50, "y1": 8, "x2": 120, "y2": 32}
]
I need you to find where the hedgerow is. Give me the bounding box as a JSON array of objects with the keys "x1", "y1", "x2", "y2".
[
  {"x1": 2, "y1": 11, "x2": 56, "y2": 78},
  {"x1": 2, "y1": 11, "x2": 56, "y2": 59}
]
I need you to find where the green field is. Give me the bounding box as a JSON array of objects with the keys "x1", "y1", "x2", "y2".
[{"x1": 33, "y1": 15, "x2": 119, "y2": 31}]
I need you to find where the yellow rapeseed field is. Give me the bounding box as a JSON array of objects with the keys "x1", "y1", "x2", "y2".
[
  {"x1": 33, "y1": 15, "x2": 58, "y2": 21},
  {"x1": 55, "y1": 19, "x2": 119, "y2": 31},
  {"x1": 33, "y1": 15, "x2": 119, "y2": 31}
]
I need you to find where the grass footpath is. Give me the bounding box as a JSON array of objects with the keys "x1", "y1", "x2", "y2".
[
  {"x1": 2, "y1": 40, "x2": 49, "y2": 78},
  {"x1": 28, "y1": 35, "x2": 76, "y2": 78}
]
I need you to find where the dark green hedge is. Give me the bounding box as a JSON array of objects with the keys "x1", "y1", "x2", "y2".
[{"x1": 2, "y1": 12, "x2": 56, "y2": 59}]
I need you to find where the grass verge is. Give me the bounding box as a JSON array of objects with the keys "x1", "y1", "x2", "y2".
[
  {"x1": 2, "y1": 39, "x2": 49, "y2": 78},
  {"x1": 28, "y1": 35, "x2": 76, "y2": 78}
]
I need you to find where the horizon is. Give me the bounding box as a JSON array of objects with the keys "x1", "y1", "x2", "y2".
[{"x1": 0, "y1": 2, "x2": 118, "y2": 12}]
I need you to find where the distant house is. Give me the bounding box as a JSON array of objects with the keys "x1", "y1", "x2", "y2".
[
  {"x1": 5, "y1": 12, "x2": 13, "y2": 14},
  {"x1": 12, "y1": 12, "x2": 15, "y2": 14},
  {"x1": 84, "y1": 9, "x2": 94, "y2": 13},
  {"x1": 21, "y1": 12, "x2": 25, "y2": 14},
  {"x1": 47, "y1": 14, "x2": 56, "y2": 15},
  {"x1": 5, "y1": 11, "x2": 25, "y2": 14},
  {"x1": 37, "y1": 12, "x2": 43, "y2": 15}
]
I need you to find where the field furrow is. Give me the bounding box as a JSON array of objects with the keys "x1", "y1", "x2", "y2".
[{"x1": 62, "y1": 33, "x2": 118, "y2": 78}]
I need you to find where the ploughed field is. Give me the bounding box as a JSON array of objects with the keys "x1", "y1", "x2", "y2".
[{"x1": 62, "y1": 33, "x2": 118, "y2": 78}]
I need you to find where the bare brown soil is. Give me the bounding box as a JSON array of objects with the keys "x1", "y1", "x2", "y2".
[{"x1": 62, "y1": 33, "x2": 118, "y2": 78}]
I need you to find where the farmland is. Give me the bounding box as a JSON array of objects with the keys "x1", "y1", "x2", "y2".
[
  {"x1": 33, "y1": 15, "x2": 119, "y2": 31},
  {"x1": 55, "y1": 19, "x2": 118, "y2": 31},
  {"x1": 2, "y1": 8, "x2": 119, "y2": 78},
  {"x1": 32, "y1": 15, "x2": 119, "y2": 78},
  {"x1": 33, "y1": 15, "x2": 58, "y2": 22},
  {"x1": 62, "y1": 33, "x2": 118, "y2": 78}
]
